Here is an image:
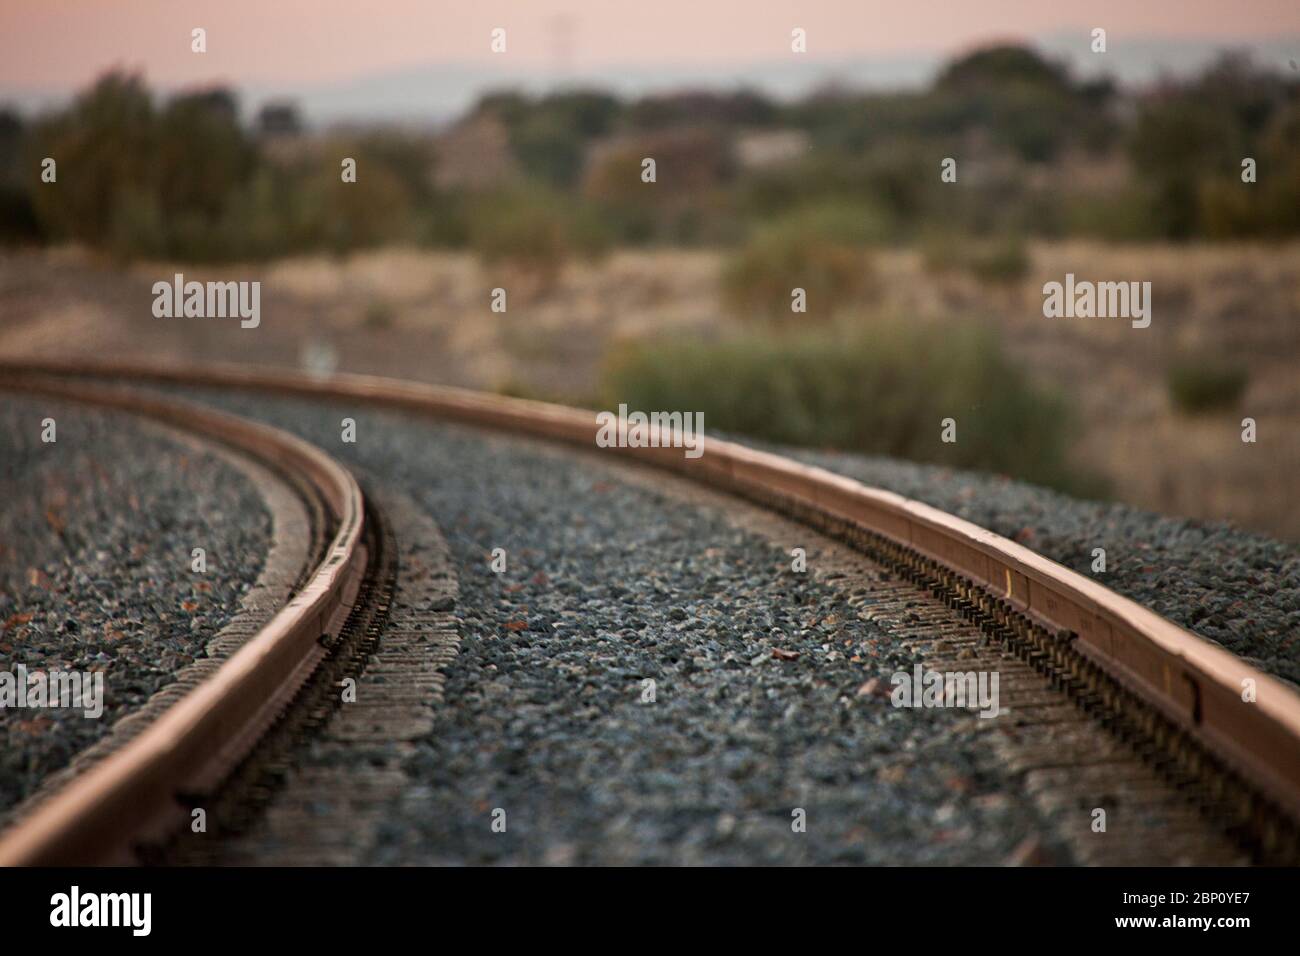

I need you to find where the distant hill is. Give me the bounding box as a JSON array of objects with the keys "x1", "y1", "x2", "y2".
[
  {"x1": 260, "y1": 34, "x2": 1300, "y2": 128},
  {"x1": 2, "y1": 35, "x2": 1297, "y2": 128}
]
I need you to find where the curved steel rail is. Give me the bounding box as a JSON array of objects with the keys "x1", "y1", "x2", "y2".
[
  {"x1": 2, "y1": 358, "x2": 1298, "y2": 855},
  {"x1": 0, "y1": 375, "x2": 366, "y2": 865}
]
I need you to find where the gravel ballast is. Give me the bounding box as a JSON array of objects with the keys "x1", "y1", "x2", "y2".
[
  {"x1": 173, "y1": 390, "x2": 1083, "y2": 863},
  {"x1": 0, "y1": 396, "x2": 271, "y2": 816},
  {"x1": 194, "y1": 384, "x2": 1300, "y2": 687},
  {"x1": 157, "y1": 387, "x2": 1298, "y2": 862},
  {"x1": 767, "y1": 445, "x2": 1300, "y2": 687}
]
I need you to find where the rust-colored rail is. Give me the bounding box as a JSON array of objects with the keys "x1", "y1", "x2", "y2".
[
  {"x1": 0, "y1": 375, "x2": 366, "y2": 865},
  {"x1": 2, "y1": 359, "x2": 1298, "y2": 859}
]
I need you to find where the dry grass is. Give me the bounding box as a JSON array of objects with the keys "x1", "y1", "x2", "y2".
[{"x1": 2, "y1": 240, "x2": 1296, "y2": 539}]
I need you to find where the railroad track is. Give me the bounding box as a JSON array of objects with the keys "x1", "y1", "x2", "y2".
[
  {"x1": 0, "y1": 374, "x2": 368, "y2": 864},
  {"x1": 0, "y1": 359, "x2": 1297, "y2": 865}
]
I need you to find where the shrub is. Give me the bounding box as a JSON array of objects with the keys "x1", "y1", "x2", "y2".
[
  {"x1": 0, "y1": 111, "x2": 41, "y2": 244},
  {"x1": 922, "y1": 232, "x2": 1030, "y2": 284},
  {"x1": 1061, "y1": 189, "x2": 1151, "y2": 241},
  {"x1": 106, "y1": 187, "x2": 167, "y2": 259},
  {"x1": 736, "y1": 149, "x2": 915, "y2": 235},
  {"x1": 581, "y1": 127, "x2": 737, "y2": 243},
  {"x1": 24, "y1": 72, "x2": 277, "y2": 261},
  {"x1": 1127, "y1": 97, "x2": 1239, "y2": 239},
  {"x1": 467, "y1": 185, "x2": 610, "y2": 288},
  {"x1": 723, "y1": 218, "x2": 871, "y2": 321},
  {"x1": 602, "y1": 320, "x2": 1101, "y2": 495},
  {"x1": 1167, "y1": 358, "x2": 1249, "y2": 414},
  {"x1": 297, "y1": 160, "x2": 414, "y2": 255},
  {"x1": 968, "y1": 234, "x2": 1030, "y2": 283},
  {"x1": 25, "y1": 72, "x2": 158, "y2": 247},
  {"x1": 767, "y1": 200, "x2": 893, "y2": 246},
  {"x1": 0, "y1": 187, "x2": 40, "y2": 244}
]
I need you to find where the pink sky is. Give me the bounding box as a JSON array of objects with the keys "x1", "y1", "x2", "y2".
[{"x1": 2, "y1": 0, "x2": 1299, "y2": 93}]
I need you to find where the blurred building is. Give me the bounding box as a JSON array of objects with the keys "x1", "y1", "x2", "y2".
[
  {"x1": 733, "y1": 129, "x2": 810, "y2": 169},
  {"x1": 431, "y1": 113, "x2": 519, "y2": 191},
  {"x1": 257, "y1": 101, "x2": 303, "y2": 138}
]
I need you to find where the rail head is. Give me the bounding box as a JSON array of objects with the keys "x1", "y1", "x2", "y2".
[{"x1": 0, "y1": 376, "x2": 365, "y2": 865}]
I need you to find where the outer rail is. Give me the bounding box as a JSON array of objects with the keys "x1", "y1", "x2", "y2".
[
  {"x1": 0, "y1": 375, "x2": 366, "y2": 865},
  {"x1": 3, "y1": 359, "x2": 1298, "y2": 830}
]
